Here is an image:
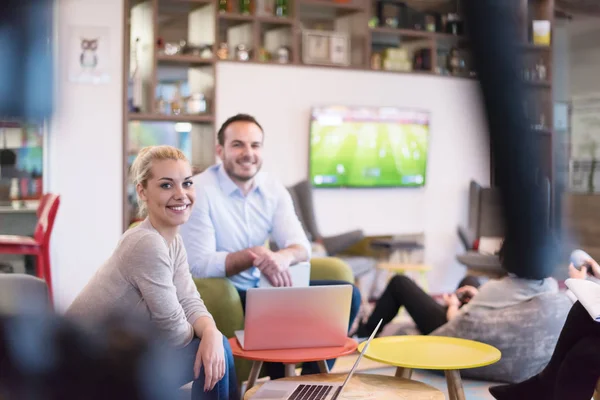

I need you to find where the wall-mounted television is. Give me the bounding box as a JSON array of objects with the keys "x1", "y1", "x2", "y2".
[{"x1": 309, "y1": 105, "x2": 430, "y2": 188}]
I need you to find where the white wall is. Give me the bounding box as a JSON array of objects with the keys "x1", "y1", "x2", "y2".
[
  {"x1": 48, "y1": 0, "x2": 123, "y2": 310},
  {"x1": 216, "y1": 63, "x2": 490, "y2": 292},
  {"x1": 553, "y1": 20, "x2": 570, "y2": 102},
  {"x1": 569, "y1": 17, "x2": 600, "y2": 97}
]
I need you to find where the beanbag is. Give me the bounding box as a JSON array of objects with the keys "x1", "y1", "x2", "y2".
[{"x1": 430, "y1": 292, "x2": 572, "y2": 383}]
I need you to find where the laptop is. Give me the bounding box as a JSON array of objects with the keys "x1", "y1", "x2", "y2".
[
  {"x1": 258, "y1": 261, "x2": 311, "y2": 288},
  {"x1": 235, "y1": 285, "x2": 352, "y2": 351},
  {"x1": 249, "y1": 319, "x2": 383, "y2": 400}
]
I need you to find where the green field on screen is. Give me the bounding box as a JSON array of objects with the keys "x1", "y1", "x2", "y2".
[{"x1": 310, "y1": 121, "x2": 429, "y2": 187}]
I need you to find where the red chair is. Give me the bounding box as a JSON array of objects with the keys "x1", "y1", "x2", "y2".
[{"x1": 0, "y1": 193, "x2": 60, "y2": 300}]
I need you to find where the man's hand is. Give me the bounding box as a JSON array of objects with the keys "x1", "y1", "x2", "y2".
[
  {"x1": 264, "y1": 270, "x2": 293, "y2": 287},
  {"x1": 194, "y1": 327, "x2": 225, "y2": 392},
  {"x1": 249, "y1": 248, "x2": 294, "y2": 287}
]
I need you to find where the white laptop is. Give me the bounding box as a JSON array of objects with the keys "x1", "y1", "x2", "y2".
[
  {"x1": 249, "y1": 319, "x2": 383, "y2": 400},
  {"x1": 258, "y1": 261, "x2": 311, "y2": 288},
  {"x1": 235, "y1": 285, "x2": 352, "y2": 351}
]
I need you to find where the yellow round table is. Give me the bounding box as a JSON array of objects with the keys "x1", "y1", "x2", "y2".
[{"x1": 358, "y1": 336, "x2": 501, "y2": 400}]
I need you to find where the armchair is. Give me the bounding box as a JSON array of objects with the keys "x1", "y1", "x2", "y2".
[
  {"x1": 456, "y1": 178, "x2": 550, "y2": 277},
  {"x1": 456, "y1": 181, "x2": 507, "y2": 278},
  {"x1": 287, "y1": 180, "x2": 364, "y2": 255}
]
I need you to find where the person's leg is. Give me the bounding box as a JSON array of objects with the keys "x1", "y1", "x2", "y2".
[
  {"x1": 355, "y1": 275, "x2": 447, "y2": 337},
  {"x1": 490, "y1": 301, "x2": 600, "y2": 399},
  {"x1": 175, "y1": 335, "x2": 239, "y2": 400},
  {"x1": 237, "y1": 289, "x2": 247, "y2": 311},
  {"x1": 553, "y1": 336, "x2": 600, "y2": 400},
  {"x1": 299, "y1": 280, "x2": 361, "y2": 375}
]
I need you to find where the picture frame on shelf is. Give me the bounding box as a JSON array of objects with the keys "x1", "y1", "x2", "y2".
[{"x1": 302, "y1": 30, "x2": 350, "y2": 67}]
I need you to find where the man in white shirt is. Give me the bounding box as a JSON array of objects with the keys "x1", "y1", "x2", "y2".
[{"x1": 180, "y1": 113, "x2": 361, "y2": 378}]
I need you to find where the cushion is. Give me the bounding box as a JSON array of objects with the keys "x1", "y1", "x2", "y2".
[{"x1": 430, "y1": 292, "x2": 572, "y2": 383}]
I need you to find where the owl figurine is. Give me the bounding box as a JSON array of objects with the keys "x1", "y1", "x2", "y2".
[{"x1": 80, "y1": 38, "x2": 98, "y2": 69}]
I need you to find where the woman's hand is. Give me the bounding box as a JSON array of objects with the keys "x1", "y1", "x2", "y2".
[
  {"x1": 569, "y1": 263, "x2": 588, "y2": 280},
  {"x1": 455, "y1": 285, "x2": 479, "y2": 303},
  {"x1": 443, "y1": 293, "x2": 461, "y2": 308},
  {"x1": 194, "y1": 327, "x2": 225, "y2": 392},
  {"x1": 443, "y1": 293, "x2": 461, "y2": 321},
  {"x1": 585, "y1": 258, "x2": 600, "y2": 278}
]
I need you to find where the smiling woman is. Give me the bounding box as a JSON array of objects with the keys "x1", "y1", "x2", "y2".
[
  {"x1": 66, "y1": 145, "x2": 239, "y2": 400},
  {"x1": 132, "y1": 146, "x2": 196, "y2": 242}
]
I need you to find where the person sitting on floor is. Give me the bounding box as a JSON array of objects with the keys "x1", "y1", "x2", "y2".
[
  {"x1": 490, "y1": 254, "x2": 600, "y2": 400},
  {"x1": 179, "y1": 113, "x2": 361, "y2": 378},
  {"x1": 355, "y1": 237, "x2": 557, "y2": 338},
  {"x1": 67, "y1": 145, "x2": 238, "y2": 400}
]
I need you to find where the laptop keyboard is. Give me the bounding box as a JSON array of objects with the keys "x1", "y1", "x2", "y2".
[{"x1": 287, "y1": 384, "x2": 337, "y2": 400}]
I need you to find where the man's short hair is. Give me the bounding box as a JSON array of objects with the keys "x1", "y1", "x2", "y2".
[{"x1": 217, "y1": 114, "x2": 263, "y2": 146}]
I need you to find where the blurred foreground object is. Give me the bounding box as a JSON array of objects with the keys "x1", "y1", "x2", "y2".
[
  {"x1": 0, "y1": 312, "x2": 185, "y2": 400},
  {"x1": 0, "y1": 275, "x2": 183, "y2": 399},
  {"x1": 464, "y1": 0, "x2": 556, "y2": 279},
  {"x1": 0, "y1": 0, "x2": 54, "y2": 119}
]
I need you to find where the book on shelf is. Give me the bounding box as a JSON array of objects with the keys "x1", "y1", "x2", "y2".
[{"x1": 565, "y1": 278, "x2": 600, "y2": 321}]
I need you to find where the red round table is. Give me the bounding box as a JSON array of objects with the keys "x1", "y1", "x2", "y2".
[{"x1": 228, "y1": 337, "x2": 358, "y2": 392}]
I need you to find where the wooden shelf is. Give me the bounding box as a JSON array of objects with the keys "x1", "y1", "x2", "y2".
[
  {"x1": 524, "y1": 80, "x2": 552, "y2": 88},
  {"x1": 256, "y1": 59, "x2": 294, "y2": 66},
  {"x1": 128, "y1": 113, "x2": 214, "y2": 123},
  {"x1": 157, "y1": 54, "x2": 215, "y2": 65},
  {"x1": 370, "y1": 27, "x2": 469, "y2": 42},
  {"x1": 256, "y1": 15, "x2": 295, "y2": 25},
  {"x1": 217, "y1": 12, "x2": 254, "y2": 22},
  {"x1": 534, "y1": 128, "x2": 553, "y2": 136},
  {"x1": 299, "y1": 0, "x2": 364, "y2": 9},
  {"x1": 297, "y1": 0, "x2": 367, "y2": 16},
  {"x1": 369, "y1": 68, "x2": 434, "y2": 76},
  {"x1": 180, "y1": 0, "x2": 213, "y2": 3},
  {"x1": 370, "y1": 27, "x2": 432, "y2": 39},
  {"x1": 218, "y1": 59, "x2": 470, "y2": 80},
  {"x1": 520, "y1": 43, "x2": 551, "y2": 51},
  {"x1": 433, "y1": 32, "x2": 467, "y2": 40}
]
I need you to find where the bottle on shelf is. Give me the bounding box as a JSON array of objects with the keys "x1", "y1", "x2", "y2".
[
  {"x1": 535, "y1": 58, "x2": 547, "y2": 81},
  {"x1": 130, "y1": 37, "x2": 143, "y2": 113},
  {"x1": 9, "y1": 178, "x2": 20, "y2": 208},
  {"x1": 171, "y1": 83, "x2": 183, "y2": 116},
  {"x1": 219, "y1": 0, "x2": 232, "y2": 13},
  {"x1": 274, "y1": 0, "x2": 287, "y2": 17},
  {"x1": 156, "y1": 89, "x2": 168, "y2": 115},
  {"x1": 240, "y1": 0, "x2": 252, "y2": 15}
]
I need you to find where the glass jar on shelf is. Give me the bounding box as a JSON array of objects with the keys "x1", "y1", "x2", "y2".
[{"x1": 186, "y1": 93, "x2": 208, "y2": 115}]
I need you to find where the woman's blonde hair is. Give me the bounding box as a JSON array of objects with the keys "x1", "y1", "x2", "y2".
[{"x1": 130, "y1": 145, "x2": 189, "y2": 217}]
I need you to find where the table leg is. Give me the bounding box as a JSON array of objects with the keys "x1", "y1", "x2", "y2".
[
  {"x1": 317, "y1": 360, "x2": 330, "y2": 374},
  {"x1": 395, "y1": 367, "x2": 413, "y2": 379},
  {"x1": 284, "y1": 364, "x2": 296, "y2": 377},
  {"x1": 445, "y1": 370, "x2": 466, "y2": 400},
  {"x1": 245, "y1": 361, "x2": 263, "y2": 392}
]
